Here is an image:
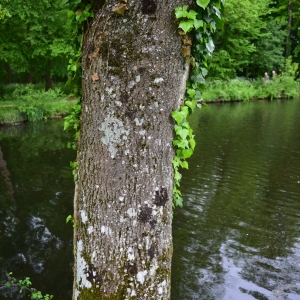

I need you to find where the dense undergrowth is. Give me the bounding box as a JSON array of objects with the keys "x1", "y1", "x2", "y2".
[
  {"x1": 0, "y1": 83, "x2": 74, "y2": 124},
  {"x1": 203, "y1": 57, "x2": 300, "y2": 102}
]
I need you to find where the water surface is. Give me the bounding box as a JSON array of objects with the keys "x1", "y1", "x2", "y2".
[
  {"x1": 0, "y1": 120, "x2": 74, "y2": 299},
  {"x1": 172, "y1": 99, "x2": 300, "y2": 300},
  {"x1": 1, "y1": 100, "x2": 300, "y2": 300}
]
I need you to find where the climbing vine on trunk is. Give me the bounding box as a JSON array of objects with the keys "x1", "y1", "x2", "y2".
[{"x1": 172, "y1": 0, "x2": 224, "y2": 207}]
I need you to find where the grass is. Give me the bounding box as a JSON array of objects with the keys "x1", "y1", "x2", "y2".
[
  {"x1": 0, "y1": 83, "x2": 76, "y2": 125},
  {"x1": 202, "y1": 77, "x2": 300, "y2": 102}
]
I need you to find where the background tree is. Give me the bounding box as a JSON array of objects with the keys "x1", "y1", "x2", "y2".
[
  {"x1": 0, "y1": 0, "x2": 73, "y2": 88},
  {"x1": 207, "y1": 0, "x2": 299, "y2": 79}
]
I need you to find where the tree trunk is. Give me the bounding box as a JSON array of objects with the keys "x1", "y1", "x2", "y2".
[
  {"x1": 74, "y1": 1, "x2": 191, "y2": 299},
  {"x1": 286, "y1": 2, "x2": 293, "y2": 57},
  {"x1": 6, "y1": 63, "x2": 12, "y2": 84},
  {"x1": 27, "y1": 71, "x2": 33, "y2": 84},
  {"x1": 45, "y1": 60, "x2": 52, "y2": 91}
]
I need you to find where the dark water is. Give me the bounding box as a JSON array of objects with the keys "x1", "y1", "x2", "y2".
[
  {"x1": 0, "y1": 120, "x2": 75, "y2": 299},
  {"x1": 1, "y1": 100, "x2": 300, "y2": 300},
  {"x1": 172, "y1": 99, "x2": 300, "y2": 300}
]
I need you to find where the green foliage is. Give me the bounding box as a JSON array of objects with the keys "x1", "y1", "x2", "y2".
[
  {"x1": 0, "y1": 83, "x2": 74, "y2": 124},
  {"x1": 66, "y1": 214, "x2": 77, "y2": 228},
  {"x1": 0, "y1": 0, "x2": 73, "y2": 85},
  {"x1": 172, "y1": 0, "x2": 224, "y2": 207},
  {"x1": 1, "y1": 272, "x2": 53, "y2": 300},
  {"x1": 202, "y1": 64, "x2": 300, "y2": 102},
  {"x1": 0, "y1": 5, "x2": 10, "y2": 20}
]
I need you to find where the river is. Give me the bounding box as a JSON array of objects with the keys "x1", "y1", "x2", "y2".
[{"x1": 1, "y1": 99, "x2": 300, "y2": 299}]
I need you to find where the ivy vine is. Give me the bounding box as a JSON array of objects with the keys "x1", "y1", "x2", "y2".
[
  {"x1": 172, "y1": 0, "x2": 224, "y2": 208},
  {"x1": 64, "y1": 0, "x2": 93, "y2": 179}
]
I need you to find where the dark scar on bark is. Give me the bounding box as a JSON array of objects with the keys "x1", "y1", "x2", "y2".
[
  {"x1": 138, "y1": 206, "x2": 152, "y2": 223},
  {"x1": 142, "y1": 0, "x2": 157, "y2": 15},
  {"x1": 138, "y1": 67, "x2": 146, "y2": 74},
  {"x1": 148, "y1": 243, "x2": 156, "y2": 259},
  {"x1": 126, "y1": 109, "x2": 135, "y2": 120},
  {"x1": 119, "y1": 93, "x2": 129, "y2": 104},
  {"x1": 149, "y1": 219, "x2": 157, "y2": 229},
  {"x1": 86, "y1": 264, "x2": 102, "y2": 284},
  {"x1": 154, "y1": 187, "x2": 168, "y2": 206},
  {"x1": 126, "y1": 263, "x2": 137, "y2": 275}
]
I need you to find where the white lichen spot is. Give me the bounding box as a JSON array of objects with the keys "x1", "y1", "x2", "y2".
[
  {"x1": 74, "y1": 240, "x2": 92, "y2": 300},
  {"x1": 157, "y1": 280, "x2": 167, "y2": 295},
  {"x1": 119, "y1": 196, "x2": 124, "y2": 202},
  {"x1": 115, "y1": 101, "x2": 122, "y2": 107},
  {"x1": 128, "y1": 81, "x2": 135, "y2": 89},
  {"x1": 154, "y1": 102, "x2": 159, "y2": 108},
  {"x1": 136, "y1": 270, "x2": 147, "y2": 284},
  {"x1": 125, "y1": 150, "x2": 130, "y2": 156},
  {"x1": 95, "y1": 185, "x2": 99, "y2": 189},
  {"x1": 87, "y1": 226, "x2": 94, "y2": 234},
  {"x1": 131, "y1": 290, "x2": 137, "y2": 296},
  {"x1": 105, "y1": 87, "x2": 113, "y2": 94},
  {"x1": 139, "y1": 130, "x2": 146, "y2": 136},
  {"x1": 99, "y1": 113, "x2": 130, "y2": 158},
  {"x1": 134, "y1": 118, "x2": 144, "y2": 126},
  {"x1": 154, "y1": 77, "x2": 164, "y2": 83},
  {"x1": 135, "y1": 75, "x2": 140, "y2": 83},
  {"x1": 127, "y1": 247, "x2": 134, "y2": 260},
  {"x1": 127, "y1": 208, "x2": 137, "y2": 218},
  {"x1": 85, "y1": 105, "x2": 88, "y2": 112},
  {"x1": 80, "y1": 210, "x2": 88, "y2": 224},
  {"x1": 101, "y1": 226, "x2": 112, "y2": 235}
]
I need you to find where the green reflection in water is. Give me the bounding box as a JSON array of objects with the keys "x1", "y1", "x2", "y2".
[
  {"x1": 0, "y1": 120, "x2": 75, "y2": 300},
  {"x1": 172, "y1": 99, "x2": 300, "y2": 300}
]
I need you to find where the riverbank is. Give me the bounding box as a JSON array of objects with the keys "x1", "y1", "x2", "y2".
[
  {"x1": 0, "y1": 83, "x2": 76, "y2": 125},
  {"x1": 202, "y1": 77, "x2": 300, "y2": 102}
]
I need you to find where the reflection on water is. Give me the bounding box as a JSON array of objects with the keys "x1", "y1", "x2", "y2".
[
  {"x1": 1, "y1": 101, "x2": 300, "y2": 300},
  {"x1": 172, "y1": 99, "x2": 300, "y2": 300},
  {"x1": 0, "y1": 121, "x2": 75, "y2": 299}
]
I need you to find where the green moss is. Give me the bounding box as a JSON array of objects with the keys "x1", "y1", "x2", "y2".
[{"x1": 77, "y1": 285, "x2": 126, "y2": 300}]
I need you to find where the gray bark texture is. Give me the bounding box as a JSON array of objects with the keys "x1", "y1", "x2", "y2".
[{"x1": 74, "y1": 0, "x2": 191, "y2": 299}]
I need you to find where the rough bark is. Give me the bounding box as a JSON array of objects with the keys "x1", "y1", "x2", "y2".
[{"x1": 74, "y1": 0, "x2": 191, "y2": 299}]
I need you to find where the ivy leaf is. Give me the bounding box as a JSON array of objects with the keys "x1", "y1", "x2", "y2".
[
  {"x1": 187, "y1": 10, "x2": 198, "y2": 20},
  {"x1": 5, "y1": 282, "x2": 11, "y2": 288},
  {"x1": 175, "y1": 5, "x2": 188, "y2": 17},
  {"x1": 172, "y1": 157, "x2": 180, "y2": 168},
  {"x1": 185, "y1": 100, "x2": 195, "y2": 110},
  {"x1": 206, "y1": 38, "x2": 215, "y2": 53},
  {"x1": 201, "y1": 67, "x2": 208, "y2": 77},
  {"x1": 189, "y1": 138, "x2": 196, "y2": 150},
  {"x1": 172, "y1": 110, "x2": 188, "y2": 124},
  {"x1": 182, "y1": 148, "x2": 193, "y2": 158},
  {"x1": 193, "y1": 19, "x2": 204, "y2": 30},
  {"x1": 178, "y1": 20, "x2": 194, "y2": 33},
  {"x1": 180, "y1": 161, "x2": 189, "y2": 169},
  {"x1": 213, "y1": 6, "x2": 221, "y2": 18},
  {"x1": 175, "y1": 195, "x2": 183, "y2": 207},
  {"x1": 196, "y1": 0, "x2": 210, "y2": 9},
  {"x1": 174, "y1": 170, "x2": 182, "y2": 181},
  {"x1": 187, "y1": 88, "x2": 196, "y2": 98}
]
